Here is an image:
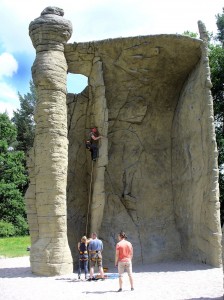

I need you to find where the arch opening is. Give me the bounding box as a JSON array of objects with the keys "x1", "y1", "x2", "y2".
[{"x1": 67, "y1": 73, "x2": 88, "y2": 94}]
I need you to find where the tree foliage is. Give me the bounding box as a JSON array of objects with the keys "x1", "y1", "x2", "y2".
[
  {"x1": 0, "y1": 113, "x2": 17, "y2": 145},
  {"x1": 182, "y1": 31, "x2": 198, "y2": 38},
  {"x1": 12, "y1": 81, "x2": 36, "y2": 153},
  {"x1": 209, "y1": 8, "x2": 224, "y2": 226},
  {"x1": 0, "y1": 82, "x2": 37, "y2": 237},
  {"x1": 216, "y1": 8, "x2": 224, "y2": 46},
  {"x1": 209, "y1": 44, "x2": 224, "y2": 122},
  {"x1": 0, "y1": 113, "x2": 28, "y2": 236}
]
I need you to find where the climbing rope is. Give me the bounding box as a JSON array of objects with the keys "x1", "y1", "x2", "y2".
[{"x1": 85, "y1": 159, "x2": 94, "y2": 236}]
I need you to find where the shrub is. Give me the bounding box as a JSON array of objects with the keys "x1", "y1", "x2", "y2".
[
  {"x1": 0, "y1": 221, "x2": 16, "y2": 237},
  {"x1": 14, "y1": 215, "x2": 29, "y2": 236}
]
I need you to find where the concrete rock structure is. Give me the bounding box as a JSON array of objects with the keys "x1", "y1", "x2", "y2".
[{"x1": 26, "y1": 7, "x2": 222, "y2": 276}]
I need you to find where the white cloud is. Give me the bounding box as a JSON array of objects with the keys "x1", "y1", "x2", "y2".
[
  {"x1": 0, "y1": 0, "x2": 223, "y2": 116},
  {"x1": 0, "y1": 101, "x2": 19, "y2": 119},
  {"x1": 0, "y1": 52, "x2": 19, "y2": 117},
  {"x1": 0, "y1": 0, "x2": 223, "y2": 52},
  {"x1": 0, "y1": 52, "x2": 18, "y2": 79},
  {"x1": 0, "y1": 82, "x2": 18, "y2": 99},
  {"x1": 0, "y1": 82, "x2": 19, "y2": 118}
]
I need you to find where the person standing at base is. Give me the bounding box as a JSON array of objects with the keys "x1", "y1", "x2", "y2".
[
  {"x1": 77, "y1": 236, "x2": 89, "y2": 280},
  {"x1": 115, "y1": 231, "x2": 134, "y2": 292},
  {"x1": 88, "y1": 232, "x2": 104, "y2": 280}
]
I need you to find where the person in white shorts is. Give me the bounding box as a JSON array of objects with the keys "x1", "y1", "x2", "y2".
[{"x1": 115, "y1": 231, "x2": 134, "y2": 292}]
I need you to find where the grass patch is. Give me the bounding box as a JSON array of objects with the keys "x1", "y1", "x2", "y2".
[{"x1": 0, "y1": 236, "x2": 30, "y2": 258}]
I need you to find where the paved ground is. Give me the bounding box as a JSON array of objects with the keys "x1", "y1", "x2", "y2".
[{"x1": 0, "y1": 256, "x2": 223, "y2": 300}]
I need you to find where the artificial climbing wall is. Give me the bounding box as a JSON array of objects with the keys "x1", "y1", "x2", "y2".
[
  {"x1": 27, "y1": 8, "x2": 222, "y2": 276},
  {"x1": 65, "y1": 35, "x2": 222, "y2": 267}
]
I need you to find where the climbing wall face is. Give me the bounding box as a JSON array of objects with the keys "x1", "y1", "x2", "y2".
[
  {"x1": 66, "y1": 34, "x2": 222, "y2": 267},
  {"x1": 66, "y1": 90, "x2": 90, "y2": 265},
  {"x1": 27, "y1": 7, "x2": 73, "y2": 276},
  {"x1": 27, "y1": 7, "x2": 222, "y2": 275},
  {"x1": 66, "y1": 50, "x2": 109, "y2": 265},
  {"x1": 171, "y1": 41, "x2": 222, "y2": 267}
]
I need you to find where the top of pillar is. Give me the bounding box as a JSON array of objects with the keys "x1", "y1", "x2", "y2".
[
  {"x1": 198, "y1": 20, "x2": 208, "y2": 43},
  {"x1": 41, "y1": 6, "x2": 64, "y2": 17},
  {"x1": 29, "y1": 6, "x2": 73, "y2": 51}
]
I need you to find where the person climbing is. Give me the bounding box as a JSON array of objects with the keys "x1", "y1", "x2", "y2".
[
  {"x1": 77, "y1": 236, "x2": 89, "y2": 280},
  {"x1": 86, "y1": 127, "x2": 103, "y2": 161}
]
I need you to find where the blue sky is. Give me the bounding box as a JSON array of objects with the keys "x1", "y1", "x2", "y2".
[{"x1": 0, "y1": 0, "x2": 223, "y2": 117}]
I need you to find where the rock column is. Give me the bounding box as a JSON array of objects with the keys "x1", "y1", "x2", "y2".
[
  {"x1": 28, "y1": 7, "x2": 73, "y2": 275},
  {"x1": 89, "y1": 58, "x2": 108, "y2": 235}
]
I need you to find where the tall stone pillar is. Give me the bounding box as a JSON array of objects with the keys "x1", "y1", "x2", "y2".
[{"x1": 28, "y1": 7, "x2": 73, "y2": 275}]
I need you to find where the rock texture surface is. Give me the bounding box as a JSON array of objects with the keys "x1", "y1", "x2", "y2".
[
  {"x1": 27, "y1": 7, "x2": 73, "y2": 275},
  {"x1": 26, "y1": 7, "x2": 222, "y2": 276},
  {"x1": 65, "y1": 33, "x2": 222, "y2": 268}
]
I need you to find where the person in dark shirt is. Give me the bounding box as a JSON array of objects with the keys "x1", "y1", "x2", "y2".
[
  {"x1": 88, "y1": 127, "x2": 103, "y2": 161},
  {"x1": 77, "y1": 236, "x2": 89, "y2": 280}
]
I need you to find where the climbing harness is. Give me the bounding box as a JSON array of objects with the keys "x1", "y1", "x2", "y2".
[
  {"x1": 79, "y1": 250, "x2": 88, "y2": 261},
  {"x1": 89, "y1": 251, "x2": 102, "y2": 262},
  {"x1": 85, "y1": 140, "x2": 91, "y2": 150}
]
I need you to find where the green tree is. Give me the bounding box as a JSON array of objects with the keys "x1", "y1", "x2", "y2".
[
  {"x1": 209, "y1": 8, "x2": 224, "y2": 226},
  {"x1": 209, "y1": 44, "x2": 224, "y2": 123},
  {"x1": 0, "y1": 113, "x2": 28, "y2": 236},
  {"x1": 0, "y1": 112, "x2": 17, "y2": 145},
  {"x1": 216, "y1": 8, "x2": 224, "y2": 46},
  {"x1": 183, "y1": 31, "x2": 198, "y2": 38},
  {"x1": 12, "y1": 81, "x2": 36, "y2": 153},
  {"x1": 0, "y1": 81, "x2": 37, "y2": 237}
]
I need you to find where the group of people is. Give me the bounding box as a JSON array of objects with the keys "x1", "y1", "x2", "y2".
[
  {"x1": 77, "y1": 232, "x2": 104, "y2": 281},
  {"x1": 77, "y1": 231, "x2": 134, "y2": 292},
  {"x1": 84, "y1": 129, "x2": 134, "y2": 291}
]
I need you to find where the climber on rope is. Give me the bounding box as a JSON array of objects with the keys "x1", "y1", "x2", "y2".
[{"x1": 86, "y1": 127, "x2": 103, "y2": 161}]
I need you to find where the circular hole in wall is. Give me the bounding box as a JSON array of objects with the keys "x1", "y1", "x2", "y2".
[{"x1": 67, "y1": 73, "x2": 88, "y2": 94}]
